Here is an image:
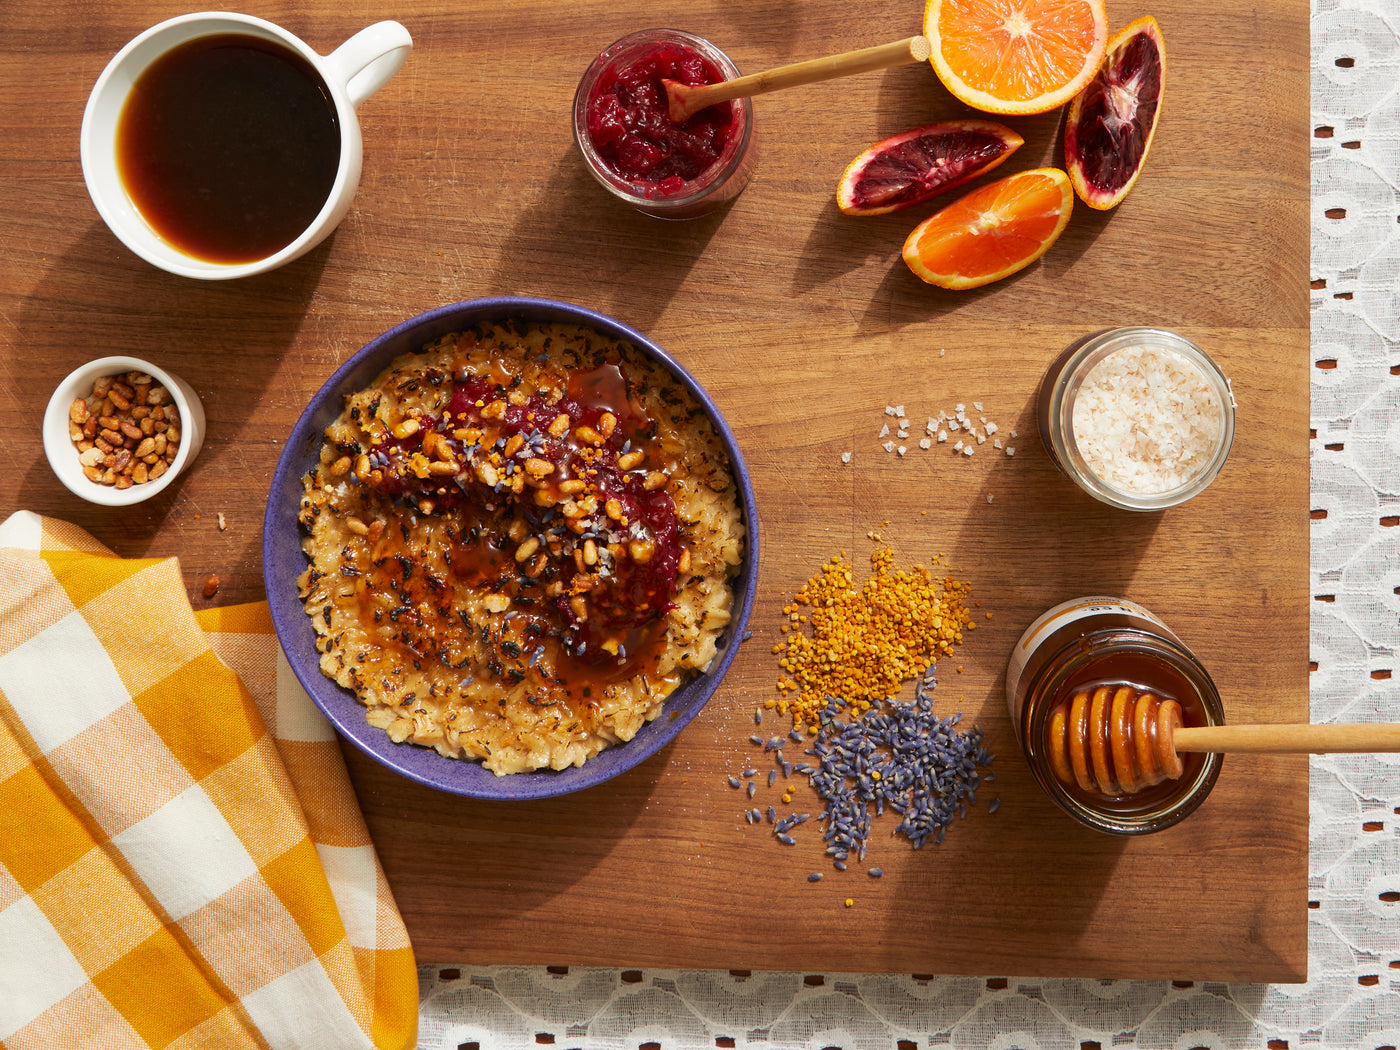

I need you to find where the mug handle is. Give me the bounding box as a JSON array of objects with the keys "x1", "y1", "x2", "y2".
[{"x1": 323, "y1": 20, "x2": 413, "y2": 109}]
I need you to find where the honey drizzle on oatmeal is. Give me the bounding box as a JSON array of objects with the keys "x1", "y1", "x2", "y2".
[{"x1": 335, "y1": 492, "x2": 671, "y2": 724}]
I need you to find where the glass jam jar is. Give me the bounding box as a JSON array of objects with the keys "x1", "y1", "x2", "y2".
[
  {"x1": 572, "y1": 29, "x2": 757, "y2": 219},
  {"x1": 1037, "y1": 327, "x2": 1235, "y2": 511},
  {"x1": 1006, "y1": 597, "x2": 1225, "y2": 835}
]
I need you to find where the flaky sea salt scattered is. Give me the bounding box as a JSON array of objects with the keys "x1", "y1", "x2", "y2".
[
  {"x1": 868, "y1": 399, "x2": 1004, "y2": 463},
  {"x1": 841, "y1": 452, "x2": 852, "y2": 464},
  {"x1": 1071, "y1": 343, "x2": 1226, "y2": 494}
]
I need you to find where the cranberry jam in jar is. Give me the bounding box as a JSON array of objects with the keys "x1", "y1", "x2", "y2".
[
  {"x1": 1006, "y1": 597, "x2": 1225, "y2": 834},
  {"x1": 573, "y1": 29, "x2": 756, "y2": 219}
]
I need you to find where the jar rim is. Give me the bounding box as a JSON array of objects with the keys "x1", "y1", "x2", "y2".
[
  {"x1": 1018, "y1": 628, "x2": 1225, "y2": 835},
  {"x1": 571, "y1": 28, "x2": 755, "y2": 216},
  {"x1": 1044, "y1": 327, "x2": 1236, "y2": 511}
]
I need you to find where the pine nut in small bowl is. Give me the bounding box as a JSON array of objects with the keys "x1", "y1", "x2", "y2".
[{"x1": 43, "y1": 356, "x2": 206, "y2": 506}]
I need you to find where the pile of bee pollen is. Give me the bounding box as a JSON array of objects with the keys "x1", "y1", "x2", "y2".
[{"x1": 772, "y1": 547, "x2": 974, "y2": 730}]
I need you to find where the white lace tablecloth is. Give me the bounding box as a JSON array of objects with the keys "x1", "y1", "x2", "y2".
[{"x1": 416, "y1": 3, "x2": 1400, "y2": 1045}]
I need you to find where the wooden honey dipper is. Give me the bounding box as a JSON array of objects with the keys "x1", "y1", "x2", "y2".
[{"x1": 1047, "y1": 685, "x2": 1400, "y2": 797}]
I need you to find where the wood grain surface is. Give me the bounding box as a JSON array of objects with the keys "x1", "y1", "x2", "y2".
[{"x1": 0, "y1": 0, "x2": 1310, "y2": 980}]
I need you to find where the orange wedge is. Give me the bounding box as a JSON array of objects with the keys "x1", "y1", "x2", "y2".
[
  {"x1": 901, "y1": 167, "x2": 1074, "y2": 290},
  {"x1": 1064, "y1": 15, "x2": 1166, "y2": 209},
  {"x1": 924, "y1": 0, "x2": 1109, "y2": 115},
  {"x1": 836, "y1": 119, "x2": 1023, "y2": 216}
]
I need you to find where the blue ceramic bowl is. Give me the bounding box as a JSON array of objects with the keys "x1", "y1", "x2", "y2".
[{"x1": 264, "y1": 298, "x2": 759, "y2": 799}]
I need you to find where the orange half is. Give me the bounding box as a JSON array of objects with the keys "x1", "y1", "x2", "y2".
[
  {"x1": 924, "y1": 0, "x2": 1109, "y2": 115},
  {"x1": 901, "y1": 167, "x2": 1074, "y2": 290}
]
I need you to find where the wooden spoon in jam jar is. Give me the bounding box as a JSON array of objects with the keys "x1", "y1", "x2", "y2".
[{"x1": 662, "y1": 35, "x2": 931, "y2": 123}]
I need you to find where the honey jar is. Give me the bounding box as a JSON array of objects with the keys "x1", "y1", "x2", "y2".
[{"x1": 1006, "y1": 597, "x2": 1225, "y2": 834}]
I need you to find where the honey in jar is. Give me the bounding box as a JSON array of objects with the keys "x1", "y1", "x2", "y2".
[{"x1": 1005, "y1": 597, "x2": 1225, "y2": 834}]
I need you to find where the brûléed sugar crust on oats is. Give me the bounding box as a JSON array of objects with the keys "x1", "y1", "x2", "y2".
[{"x1": 297, "y1": 319, "x2": 745, "y2": 775}]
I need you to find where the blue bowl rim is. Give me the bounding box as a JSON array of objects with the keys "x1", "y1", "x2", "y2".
[{"x1": 263, "y1": 297, "x2": 760, "y2": 800}]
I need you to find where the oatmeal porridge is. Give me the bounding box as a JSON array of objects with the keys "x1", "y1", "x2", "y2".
[{"x1": 297, "y1": 320, "x2": 745, "y2": 774}]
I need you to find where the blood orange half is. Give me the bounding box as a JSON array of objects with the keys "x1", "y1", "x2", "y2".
[
  {"x1": 837, "y1": 120, "x2": 1024, "y2": 216},
  {"x1": 924, "y1": 0, "x2": 1109, "y2": 115},
  {"x1": 901, "y1": 167, "x2": 1074, "y2": 290},
  {"x1": 1064, "y1": 15, "x2": 1166, "y2": 209}
]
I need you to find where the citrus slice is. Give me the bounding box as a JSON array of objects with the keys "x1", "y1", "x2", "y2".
[
  {"x1": 901, "y1": 167, "x2": 1074, "y2": 289},
  {"x1": 1064, "y1": 15, "x2": 1166, "y2": 209},
  {"x1": 923, "y1": 0, "x2": 1109, "y2": 115},
  {"x1": 837, "y1": 119, "x2": 1024, "y2": 216}
]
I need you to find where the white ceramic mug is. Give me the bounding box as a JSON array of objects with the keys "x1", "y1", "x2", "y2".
[{"x1": 80, "y1": 12, "x2": 412, "y2": 280}]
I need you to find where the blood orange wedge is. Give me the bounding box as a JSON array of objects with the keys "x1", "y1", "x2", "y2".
[
  {"x1": 1064, "y1": 15, "x2": 1166, "y2": 209},
  {"x1": 923, "y1": 0, "x2": 1109, "y2": 115},
  {"x1": 837, "y1": 120, "x2": 1024, "y2": 216},
  {"x1": 901, "y1": 167, "x2": 1074, "y2": 289}
]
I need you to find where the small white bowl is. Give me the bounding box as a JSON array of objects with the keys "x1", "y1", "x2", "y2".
[{"x1": 43, "y1": 356, "x2": 206, "y2": 506}]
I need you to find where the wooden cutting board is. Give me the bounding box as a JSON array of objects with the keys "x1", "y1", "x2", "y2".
[{"x1": 0, "y1": 0, "x2": 1309, "y2": 980}]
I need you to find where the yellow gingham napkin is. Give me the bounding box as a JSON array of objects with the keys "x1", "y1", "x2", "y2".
[{"x1": 0, "y1": 512, "x2": 417, "y2": 1050}]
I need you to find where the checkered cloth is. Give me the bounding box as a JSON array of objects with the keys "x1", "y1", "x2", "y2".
[{"x1": 0, "y1": 512, "x2": 417, "y2": 1050}]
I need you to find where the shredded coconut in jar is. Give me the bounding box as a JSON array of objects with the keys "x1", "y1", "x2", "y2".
[{"x1": 1072, "y1": 344, "x2": 1225, "y2": 494}]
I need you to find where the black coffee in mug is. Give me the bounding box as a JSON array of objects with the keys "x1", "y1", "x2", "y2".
[{"x1": 116, "y1": 33, "x2": 341, "y2": 264}]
